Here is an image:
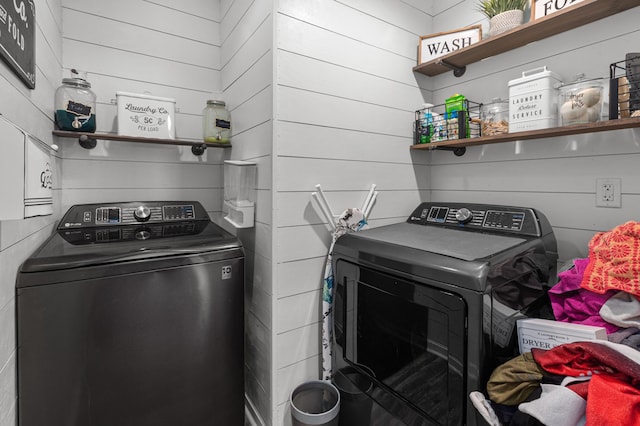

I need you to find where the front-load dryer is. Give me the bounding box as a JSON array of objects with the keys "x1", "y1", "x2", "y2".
[{"x1": 332, "y1": 202, "x2": 558, "y2": 425}]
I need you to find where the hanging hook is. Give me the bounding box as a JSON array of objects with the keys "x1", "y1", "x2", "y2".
[{"x1": 312, "y1": 191, "x2": 336, "y2": 230}]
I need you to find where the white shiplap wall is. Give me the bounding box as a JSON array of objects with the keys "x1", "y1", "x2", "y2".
[
  {"x1": 0, "y1": 0, "x2": 62, "y2": 424},
  {"x1": 272, "y1": 1, "x2": 432, "y2": 424},
  {"x1": 219, "y1": 0, "x2": 274, "y2": 424},
  {"x1": 428, "y1": 2, "x2": 640, "y2": 264},
  {"x1": 59, "y1": 0, "x2": 225, "y2": 214},
  {"x1": 5, "y1": 2, "x2": 636, "y2": 426}
]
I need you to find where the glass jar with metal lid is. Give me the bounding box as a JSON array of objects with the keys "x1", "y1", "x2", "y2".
[
  {"x1": 203, "y1": 100, "x2": 231, "y2": 143},
  {"x1": 557, "y1": 74, "x2": 607, "y2": 126},
  {"x1": 480, "y1": 98, "x2": 509, "y2": 136},
  {"x1": 54, "y1": 71, "x2": 97, "y2": 132}
]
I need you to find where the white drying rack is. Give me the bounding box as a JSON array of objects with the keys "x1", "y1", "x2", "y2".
[{"x1": 311, "y1": 184, "x2": 378, "y2": 231}]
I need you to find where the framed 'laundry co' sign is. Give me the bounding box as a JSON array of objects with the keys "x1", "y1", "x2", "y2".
[{"x1": 0, "y1": 0, "x2": 36, "y2": 89}]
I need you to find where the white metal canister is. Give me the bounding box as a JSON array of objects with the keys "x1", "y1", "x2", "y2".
[
  {"x1": 508, "y1": 67, "x2": 562, "y2": 132},
  {"x1": 115, "y1": 92, "x2": 176, "y2": 139},
  {"x1": 203, "y1": 100, "x2": 231, "y2": 143}
]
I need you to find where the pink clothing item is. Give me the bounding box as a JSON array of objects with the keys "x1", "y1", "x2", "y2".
[{"x1": 549, "y1": 258, "x2": 619, "y2": 333}]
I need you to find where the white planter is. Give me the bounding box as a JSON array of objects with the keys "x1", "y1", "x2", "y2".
[{"x1": 489, "y1": 10, "x2": 524, "y2": 37}]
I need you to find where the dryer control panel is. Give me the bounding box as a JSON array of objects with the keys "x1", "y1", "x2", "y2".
[
  {"x1": 407, "y1": 202, "x2": 545, "y2": 237},
  {"x1": 58, "y1": 201, "x2": 210, "y2": 229}
]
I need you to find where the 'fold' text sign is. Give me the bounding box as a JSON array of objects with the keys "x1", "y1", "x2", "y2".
[
  {"x1": 533, "y1": 0, "x2": 585, "y2": 19},
  {"x1": 418, "y1": 25, "x2": 482, "y2": 65}
]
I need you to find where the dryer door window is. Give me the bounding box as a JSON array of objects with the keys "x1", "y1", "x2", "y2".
[{"x1": 338, "y1": 263, "x2": 467, "y2": 425}]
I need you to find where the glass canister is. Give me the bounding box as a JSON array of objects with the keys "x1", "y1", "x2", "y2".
[
  {"x1": 481, "y1": 98, "x2": 509, "y2": 136},
  {"x1": 203, "y1": 100, "x2": 231, "y2": 143},
  {"x1": 558, "y1": 74, "x2": 606, "y2": 126},
  {"x1": 54, "y1": 71, "x2": 97, "y2": 132}
]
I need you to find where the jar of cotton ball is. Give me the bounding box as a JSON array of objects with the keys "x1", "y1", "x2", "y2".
[{"x1": 558, "y1": 74, "x2": 607, "y2": 126}]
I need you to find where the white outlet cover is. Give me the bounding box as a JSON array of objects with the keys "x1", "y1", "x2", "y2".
[{"x1": 596, "y1": 178, "x2": 622, "y2": 208}]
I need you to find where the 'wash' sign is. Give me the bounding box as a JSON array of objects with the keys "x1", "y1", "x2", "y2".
[{"x1": 418, "y1": 25, "x2": 482, "y2": 65}]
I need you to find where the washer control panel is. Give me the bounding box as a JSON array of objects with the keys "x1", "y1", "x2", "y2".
[
  {"x1": 408, "y1": 202, "x2": 542, "y2": 237},
  {"x1": 59, "y1": 201, "x2": 207, "y2": 229}
]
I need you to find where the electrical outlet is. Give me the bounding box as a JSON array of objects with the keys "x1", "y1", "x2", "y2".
[{"x1": 596, "y1": 178, "x2": 621, "y2": 208}]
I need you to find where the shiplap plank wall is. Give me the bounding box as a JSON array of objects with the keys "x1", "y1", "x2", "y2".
[
  {"x1": 59, "y1": 0, "x2": 223, "y2": 214},
  {"x1": 219, "y1": 1, "x2": 274, "y2": 424},
  {"x1": 428, "y1": 2, "x2": 640, "y2": 265},
  {"x1": 273, "y1": 1, "x2": 433, "y2": 423},
  {"x1": 0, "y1": 0, "x2": 63, "y2": 424},
  {"x1": 61, "y1": 0, "x2": 221, "y2": 140},
  {"x1": 5, "y1": 2, "x2": 637, "y2": 426}
]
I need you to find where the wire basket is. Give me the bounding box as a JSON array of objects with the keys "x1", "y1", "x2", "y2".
[
  {"x1": 414, "y1": 100, "x2": 482, "y2": 145},
  {"x1": 609, "y1": 54, "x2": 640, "y2": 119}
]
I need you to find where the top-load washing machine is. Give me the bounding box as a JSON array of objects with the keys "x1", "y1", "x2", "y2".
[
  {"x1": 16, "y1": 201, "x2": 244, "y2": 426},
  {"x1": 331, "y1": 202, "x2": 558, "y2": 426}
]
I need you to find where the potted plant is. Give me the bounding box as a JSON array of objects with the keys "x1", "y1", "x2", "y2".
[{"x1": 477, "y1": 0, "x2": 528, "y2": 37}]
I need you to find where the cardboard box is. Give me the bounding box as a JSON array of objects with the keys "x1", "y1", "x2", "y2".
[
  {"x1": 508, "y1": 67, "x2": 562, "y2": 132},
  {"x1": 116, "y1": 91, "x2": 176, "y2": 139},
  {"x1": 517, "y1": 318, "x2": 607, "y2": 353}
]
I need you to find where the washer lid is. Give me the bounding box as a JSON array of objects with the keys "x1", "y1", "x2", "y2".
[
  {"x1": 19, "y1": 221, "x2": 242, "y2": 274},
  {"x1": 350, "y1": 223, "x2": 526, "y2": 261}
]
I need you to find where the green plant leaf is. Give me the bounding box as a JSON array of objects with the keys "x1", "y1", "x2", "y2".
[{"x1": 477, "y1": 0, "x2": 528, "y2": 18}]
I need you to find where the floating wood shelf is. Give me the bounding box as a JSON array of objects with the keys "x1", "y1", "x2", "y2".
[
  {"x1": 413, "y1": 0, "x2": 640, "y2": 77},
  {"x1": 52, "y1": 130, "x2": 231, "y2": 155},
  {"x1": 411, "y1": 118, "x2": 640, "y2": 154}
]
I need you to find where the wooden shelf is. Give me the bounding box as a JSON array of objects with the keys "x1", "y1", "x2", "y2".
[
  {"x1": 410, "y1": 117, "x2": 640, "y2": 152},
  {"x1": 52, "y1": 130, "x2": 231, "y2": 155},
  {"x1": 413, "y1": 0, "x2": 640, "y2": 77}
]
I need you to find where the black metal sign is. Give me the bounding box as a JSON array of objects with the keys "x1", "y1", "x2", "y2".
[{"x1": 0, "y1": 0, "x2": 35, "y2": 89}]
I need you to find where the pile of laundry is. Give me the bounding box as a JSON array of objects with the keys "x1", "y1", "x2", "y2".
[
  {"x1": 472, "y1": 221, "x2": 640, "y2": 425},
  {"x1": 550, "y1": 221, "x2": 640, "y2": 347}
]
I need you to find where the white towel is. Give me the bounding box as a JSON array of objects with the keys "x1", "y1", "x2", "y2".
[
  {"x1": 518, "y1": 384, "x2": 586, "y2": 426},
  {"x1": 469, "y1": 391, "x2": 502, "y2": 426},
  {"x1": 600, "y1": 291, "x2": 640, "y2": 328}
]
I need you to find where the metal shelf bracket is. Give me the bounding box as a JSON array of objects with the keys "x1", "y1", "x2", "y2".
[
  {"x1": 437, "y1": 59, "x2": 466, "y2": 77},
  {"x1": 435, "y1": 146, "x2": 466, "y2": 156},
  {"x1": 78, "y1": 134, "x2": 97, "y2": 150},
  {"x1": 191, "y1": 144, "x2": 207, "y2": 156}
]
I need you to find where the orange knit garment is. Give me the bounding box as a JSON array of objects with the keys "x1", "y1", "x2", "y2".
[{"x1": 581, "y1": 221, "x2": 640, "y2": 297}]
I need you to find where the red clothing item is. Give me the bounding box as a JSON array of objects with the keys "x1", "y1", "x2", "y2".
[
  {"x1": 532, "y1": 342, "x2": 640, "y2": 385},
  {"x1": 532, "y1": 342, "x2": 640, "y2": 426},
  {"x1": 586, "y1": 374, "x2": 640, "y2": 426}
]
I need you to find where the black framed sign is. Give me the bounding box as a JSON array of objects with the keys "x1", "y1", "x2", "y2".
[{"x1": 0, "y1": 0, "x2": 35, "y2": 89}]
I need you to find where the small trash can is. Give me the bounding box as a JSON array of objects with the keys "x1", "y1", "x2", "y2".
[
  {"x1": 290, "y1": 380, "x2": 340, "y2": 426},
  {"x1": 332, "y1": 367, "x2": 373, "y2": 426}
]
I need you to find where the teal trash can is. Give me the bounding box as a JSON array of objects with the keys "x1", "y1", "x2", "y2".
[{"x1": 290, "y1": 380, "x2": 340, "y2": 426}]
